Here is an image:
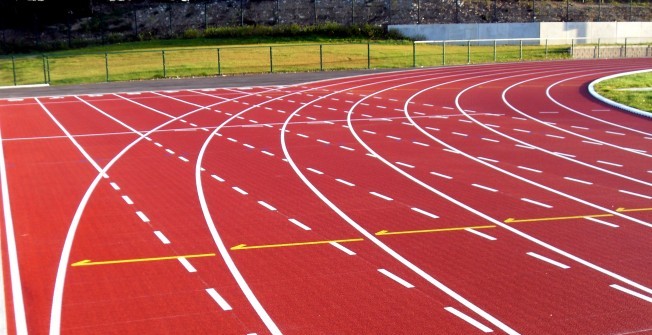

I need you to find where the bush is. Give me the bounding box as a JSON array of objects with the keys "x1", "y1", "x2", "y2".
[{"x1": 183, "y1": 28, "x2": 201, "y2": 39}]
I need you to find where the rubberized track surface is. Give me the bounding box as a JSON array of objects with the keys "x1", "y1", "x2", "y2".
[{"x1": 1, "y1": 59, "x2": 651, "y2": 335}]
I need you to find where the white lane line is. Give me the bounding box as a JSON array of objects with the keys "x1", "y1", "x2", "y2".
[
  {"x1": 307, "y1": 167, "x2": 324, "y2": 175},
  {"x1": 582, "y1": 140, "x2": 602, "y2": 145},
  {"x1": 154, "y1": 231, "x2": 171, "y2": 244},
  {"x1": 515, "y1": 144, "x2": 535, "y2": 149},
  {"x1": 386, "y1": 135, "x2": 401, "y2": 140},
  {"x1": 288, "y1": 218, "x2": 311, "y2": 230},
  {"x1": 452, "y1": 132, "x2": 468, "y2": 137},
  {"x1": 402, "y1": 122, "x2": 413, "y2": 126},
  {"x1": 297, "y1": 133, "x2": 309, "y2": 138},
  {"x1": 445, "y1": 307, "x2": 494, "y2": 333},
  {"x1": 411, "y1": 207, "x2": 439, "y2": 219},
  {"x1": 414, "y1": 112, "x2": 425, "y2": 116},
  {"x1": 317, "y1": 139, "x2": 330, "y2": 144},
  {"x1": 517, "y1": 166, "x2": 542, "y2": 173},
  {"x1": 443, "y1": 106, "x2": 454, "y2": 110},
  {"x1": 362, "y1": 130, "x2": 376, "y2": 135},
  {"x1": 258, "y1": 201, "x2": 277, "y2": 211},
  {"x1": 555, "y1": 152, "x2": 575, "y2": 158},
  {"x1": 425, "y1": 126, "x2": 440, "y2": 131},
  {"x1": 564, "y1": 177, "x2": 593, "y2": 185},
  {"x1": 361, "y1": 114, "x2": 372, "y2": 118},
  {"x1": 396, "y1": 161, "x2": 415, "y2": 169},
  {"x1": 545, "y1": 134, "x2": 565, "y2": 139},
  {"x1": 478, "y1": 157, "x2": 499, "y2": 163},
  {"x1": 430, "y1": 171, "x2": 453, "y2": 179},
  {"x1": 329, "y1": 242, "x2": 356, "y2": 255},
  {"x1": 378, "y1": 106, "x2": 388, "y2": 109},
  {"x1": 482, "y1": 138, "x2": 499, "y2": 143},
  {"x1": 243, "y1": 144, "x2": 255, "y2": 149},
  {"x1": 606, "y1": 131, "x2": 625, "y2": 136},
  {"x1": 443, "y1": 148, "x2": 459, "y2": 154},
  {"x1": 485, "y1": 124, "x2": 500, "y2": 128},
  {"x1": 389, "y1": 98, "x2": 398, "y2": 102},
  {"x1": 366, "y1": 153, "x2": 377, "y2": 158},
  {"x1": 178, "y1": 257, "x2": 197, "y2": 273},
  {"x1": 459, "y1": 119, "x2": 473, "y2": 123},
  {"x1": 165, "y1": 148, "x2": 175, "y2": 154},
  {"x1": 521, "y1": 198, "x2": 553, "y2": 208},
  {"x1": 136, "y1": 211, "x2": 150, "y2": 223},
  {"x1": 413, "y1": 141, "x2": 429, "y2": 147},
  {"x1": 378, "y1": 269, "x2": 414, "y2": 288},
  {"x1": 526, "y1": 252, "x2": 570, "y2": 269},
  {"x1": 610, "y1": 284, "x2": 652, "y2": 303},
  {"x1": 227, "y1": 137, "x2": 237, "y2": 143},
  {"x1": 232, "y1": 186, "x2": 248, "y2": 195},
  {"x1": 261, "y1": 150, "x2": 275, "y2": 156},
  {"x1": 512, "y1": 116, "x2": 527, "y2": 121},
  {"x1": 585, "y1": 217, "x2": 619, "y2": 228},
  {"x1": 370, "y1": 192, "x2": 393, "y2": 201},
  {"x1": 110, "y1": 182, "x2": 121, "y2": 190},
  {"x1": 472, "y1": 184, "x2": 498, "y2": 192},
  {"x1": 122, "y1": 196, "x2": 134, "y2": 205},
  {"x1": 540, "y1": 111, "x2": 558, "y2": 114},
  {"x1": 336, "y1": 178, "x2": 355, "y2": 187},
  {"x1": 597, "y1": 160, "x2": 623, "y2": 167},
  {"x1": 619, "y1": 189, "x2": 652, "y2": 200},
  {"x1": 571, "y1": 125, "x2": 589, "y2": 130},
  {"x1": 339, "y1": 145, "x2": 355, "y2": 151},
  {"x1": 206, "y1": 288, "x2": 233, "y2": 311},
  {"x1": 513, "y1": 129, "x2": 530, "y2": 133},
  {"x1": 179, "y1": 156, "x2": 189, "y2": 162},
  {"x1": 423, "y1": 103, "x2": 434, "y2": 107},
  {"x1": 211, "y1": 174, "x2": 225, "y2": 182},
  {"x1": 189, "y1": 123, "x2": 198, "y2": 127},
  {"x1": 465, "y1": 228, "x2": 497, "y2": 241}
]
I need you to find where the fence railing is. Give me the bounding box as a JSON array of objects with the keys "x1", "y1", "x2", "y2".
[{"x1": 1, "y1": 37, "x2": 650, "y2": 87}]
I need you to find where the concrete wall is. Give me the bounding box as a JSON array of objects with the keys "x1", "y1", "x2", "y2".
[{"x1": 391, "y1": 22, "x2": 652, "y2": 45}]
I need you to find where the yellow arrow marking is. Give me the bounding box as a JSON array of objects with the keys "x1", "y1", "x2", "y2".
[
  {"x1": 505, "y1": 206, "x2": 652, "y2": 224},
  {"x1": 230, "y1": 238, "x2": 364, "y2": 251},
  {"x1": 71, "y1": 253, "x2": 216, "y2": 267},
  {"x1": 375, "y1": 225, "x2": 496, "y2": 236}
]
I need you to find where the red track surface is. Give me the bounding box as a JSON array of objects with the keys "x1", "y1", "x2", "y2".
[{"x1": 1, "y1": 59, "x2": 651, "y2": 335}]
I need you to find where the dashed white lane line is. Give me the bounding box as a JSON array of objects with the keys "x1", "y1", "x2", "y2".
[
  {"x1": 329, "y1": 242, "x2": 356, "y2": 256},
  {"x1": 465, "y1": 228, "x2": 497, "y2": 241},
  {"x1": 585, "y1": 217, "x2": 619, "y2": 228},
  {"x1": 512, "y1": 116, "x2": 527, "y2": 121},
  {"x1": 414, "y1": 112, "x2": 425, "y2": 116},
  {"x1": 211, "y1": 174, "x2": 225, "y2": 182},
  {"x1": 363, "y1": 130, "x2": 376, "y2": 135},
  {"x1": 411, "y1": 207, "x2": 439, "y2": 219},
  {"x1": 444, "y1": 306, "x2": 493, "y2": 333},
  {"x1": 619, "y1": 189, "x2": 652, "y2": 200},
  {"x1": 370, "y1": 192, "x2": 393, "y2": 201},
  {"x1": 249, "y1": 120, "x2": 259, "y2": 124},
  {"x1": 227, "y1": 137, "x2": 238, "y2": 143},
  {"x1": 521, "y1": 198, "x2": 553, "y2": 208},
  {"x1": 564, "y1": 177, "x2": 593, "y2": 185},
  {"x1": 378, "y1": 269, "x2": 414, "y2": 288},
  {"x1": 396, "y1": 162, "x2": 415, "y2": 169},
  {"x1": 606, "y1": 131, "x2": 626, "y2": 136},
  {"x1": 515, "y1": 144, "x2": 535, "y2": 150},
  {"x1": 335, "y1": 178, "x2": 355, "y2": 187},
  {"x1": 555, "y1": 152, "x2": 575, "y2": 158},
  {"x1": 517, "y1": 166, "x2": 542, "y2": 173},
  {"x1": 597, "y1": 160, "x2": 623, "y2": 167},
  {"x1": 258, "y1": 201, "x2": 277, "y2": 211},
  {"x1": 425, "y1": 126, "x2": 440, "y2": 131},
  {"x1": 386, "y1": 135, "x2": 401, "y2": 140},
  {"x1": 136, "y1": 211, "x2": 150, "y2": 223},
  {"x1": 472, "y1": 184, "x2": 498, "y2": 192},
  {"x1": 526, "y1": 252, "x2": 570, "y2": 269},
  {"x1": 610, "y1": 284, "x2": 652, "y2": 303},
  {"x1": 110, "y1": 182, "x2": 120, "y2": 190},
  {"x1": 154, "y1": 142, "x2": 163, "y2": 147},
  {"x1": 179, "y1": 156, "x2": 189, "y2": 163},
  {"x1": 206, "y1": 288, "x2": 233, "y2": 311},
  {"x1": 261, "y1": 150, "x2": 275, "y2": 156},
  {"x1": 307, "y1": 167, "x2": 324, "y2": 175},
  {"x1": 243, "y1": 143, "x2": 255, "y2": 149},
  {"x1": 540, "y1": 111, "x2": 558, "y2": 114},
  {"x1": 178, "y1": 257, "x2": 197, "y2": 273},
  {"x1": 288, "y1": 218, "x2": 311, "y2": 230},
  {"x1": 154, "y1": 231, "x2": 171, "y2": 244},
  {"x1": 317, "y1": 139, "x2": 330, "y2": 144},
  {"x1": 189, "y1": 123, "x2": 198, "y2": 127},
  {"x1": 571, "y1": 125, "x2": 589, "y2": 130},
  {"x1": 443, "y1": 148, "x2": 459, "y2": 154},
  {"x1": 430, "y1": 171, "x2": 453, "y2": 179},
  {"x1": 459, "y1": 119, "x2": 473, "y2": 123},
  {"x1": 485, "y1": 124, "x2": 500, "y2": 128},
  {"x1": 442, "y1": 106, "x2": 454, "y2": 110},
  {"x1": 232, "y1": 186, "x2": 248, "y2": 195},
  {"x1": 165, "y1": 149, "x2": 175, "y2": 154},
  {"x1": 121, "y1": 196, "x2": 134, "y2": 205},
  {"x1": 297, "y1": 133, "x2": 309, "y2": 138},
  {"x1": 452, "y1": 132, "x2": 468, "y2": 137},
  {"x1": 477, "y1": 157, "x2": 499, "y2": 163},
  {"x1": 513, "y1": 129, "x2": 530, "y2": 133},
  {"x1": 339, "y1": 145, "x2": 355, "y2": 151},
  {"x1": 545, "y1": 134, "x2": 565, "y2": 139},
  {"x1": 482, "y1": 138, "x2": 499, "y2": 143},
  {"x1": 582, "y1": 140, "x2": 602, "y2": 145},
  {"x1": 413, "y1": 141, "x2": 429, "y2": 147}
]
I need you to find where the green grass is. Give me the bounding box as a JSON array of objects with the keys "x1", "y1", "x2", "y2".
[{"x1": 595, "y1": 72, "x2": 652, "y2": 112}]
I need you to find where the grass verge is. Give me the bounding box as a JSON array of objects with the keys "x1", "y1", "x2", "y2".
[{"x1": 594, "y1": 72, "x2": 652, "y2": 113}]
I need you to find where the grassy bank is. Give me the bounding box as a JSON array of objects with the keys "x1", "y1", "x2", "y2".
[{"x1": 595, "y1": 72, "x2": 652, "y2": 112}]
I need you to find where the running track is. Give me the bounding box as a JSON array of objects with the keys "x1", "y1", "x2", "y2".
[{"x1": 0, "y1": 59, "x2": 651, "y2": 335}]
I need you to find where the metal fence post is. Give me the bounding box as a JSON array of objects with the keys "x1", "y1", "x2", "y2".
[
  {"x1": 367, "y1": 43, "x2": 370, "y2": 69},
  {"x1": 493, "y1": 40, "x2": 497, "y2": 62},
  {"x1": 624, "y1": 38, "x2": 628, "y2": 58},
  {"x1": 319, "y1": 44, "x2": 323, "y2": 71},
  {"x1": 105, "y1": 52, "x2": 109, "y2": 82},
  {"x1": 442, "y1": 41, "x2": 446, "y2": 65},
  {"x1": 217, "y1": 48, "x2": 221, "y2": 75},
  {"x1": 467, "y1": 40, "x2": 471, "y2": 64},
  {"x1": 45, "y1": 56, "x2": 50, "y2": 84},
  {"x1": 11, "y1": 56, "x2": 16, "y2": 86},
  {"x1": 42, "y1": 55, "x2": 47, "y2": 84},
  {"x1": 571, "y1": 38, "x2": 574, "y2": 57},
  {"x1": 412, "y1": 42, "x2": 416, "y2": 67},
  {"x1": 519, "y1": 40, "x2": 523, "y2": 60},
  {"x1": 269, "y1": 46, "x2": 273, "y2": 73},
  {"x1": 162, "y1": 50, "x2": 166, "y2": 77}
]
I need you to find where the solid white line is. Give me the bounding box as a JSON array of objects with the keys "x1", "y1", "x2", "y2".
[
  {"x1": 329, "y1": 242, "x2": 356, "y2": 255},
  {"x1": 179, "y1": 156, "x2": 189, "y2": 162},
  {"x1": 445, "y1": 307, "x2": 494, "y2": 333},
  {"x1": 597, "y1": 160, "x2": 622, "y2": 167},
  {"x1": 430, "y1": 171, "x2": 453, "y2": 179},
  {"x1": 261, "y1": 150, "x2": 275, "y2": 156},
  {"x1": 154, "y1": 231, "x2": 171, "y2": 244},
  {"x1": 206, "y1": 288, "x2": 233, "y2": 311},
  {"x1": 515, "y1": 144, "x2": 535, "y2": 149},
  {"x1": 443, "y1": 148, "x2": 459, "y2": 154},
  {"x1": 370, "y1": 192, "x2": 393, "y2": 201},
  {"x1": 178, "y1": 257, "x2": 197, "y2": 273},
  {"x1": 411, "y1": 207, "x2": 439, "y2": 219},
  {"x1": 211, "y1": 174, "x2": 225, "y2": 182},
  {"x1": 136, "y1": 211, "x2": 150, "y2": 222},
  {"x1": 378, "y1": 269, "x2": 414, "y2": 288},
  {"x1": 258, "y1": 201, "x2": 277, "y2": 211},
  {"x1": 465, "y1": 228, "x2": 496, "y2": 241},
  {"x1": 288, "y1": 218, "x2": 311, "y2": 230},
  {"x1": 307, "y1": 168, "x2": 324, "y2": 175},
  {"x1": 619, "y1": 189, "x2": 652, "y2": 200},
  {"x1": 482, "y1": 138, "x2": 499, "y2": 143},
  {"x1": 527, "y1": 252, "x2": 570, "y2": 269},
  {"x1": 339, "y1": 145, "x2": 355, "y2": 151},
  {"x1": 517, "y1": 166, "x2": 542, "y2": 173},
  {"x1": 232, "y1": 186, "x2": 248, "y2": 195},
  {"x1": 585, "y1": 217, "x2": 619, "y2": 228},
  {"x1": 472, "y1": 184, "x2": 498, "y2": 192},
  {"x1": 413, "y1": 141, "x2": 429, "y2": 146},
  {"x1": 122, "y1": 196, "x2": 134, "y2": 205},
  {"x1": 564, "y1": 177, "x2": 593, "y2": 185},
  {"x1": 335, "y1": 178, "x2": 355, "y2": 186},
  {"x1": 610, "y1": 284, "x2": 652, "y2": 303},
  {"x1": 555, "y1": 152, "x2": 575, "y2": 158},
  {"x1": 110, "y1": 182, "x2": 121, "y2": 190},
  {"x1": 582, "y1": 140, "x2": 602, "y2": 145},
  {"x1": 521, "y1": 198, "x2": 552, "y2": 208},
  {"x1": 478, "y1": 157, "x2": 499, "y2": 163},
  {"x1": 396, "y1": 162, "x2": 415, "y2": 168}
]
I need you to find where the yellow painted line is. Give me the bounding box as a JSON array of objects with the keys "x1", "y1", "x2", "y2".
[
  {"x1": 230, "y1": 238, "x2": 364, "y2": 251},
  {"x1": 71, "y1": 253, "x2": 216, "y2": 267},
  {"x1": 375, "y1": 225, "x2": 496, "y2": 236},
  {"x1": 504, "y1": 206, "x2": 652, "y2": 224}
]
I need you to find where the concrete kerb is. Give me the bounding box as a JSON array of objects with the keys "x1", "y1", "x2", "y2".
[{"x1": 587, "y1": 68, "x2": 652, "y2": 119}]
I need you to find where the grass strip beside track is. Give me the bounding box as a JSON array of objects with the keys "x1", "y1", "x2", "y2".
[{"x1": 594, "y1": 72, "x2": 652, "y2": 112}]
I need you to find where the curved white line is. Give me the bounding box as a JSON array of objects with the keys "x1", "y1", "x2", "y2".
[{"x1": 588, "y1": 69, "x2": 652, "y2": 119}]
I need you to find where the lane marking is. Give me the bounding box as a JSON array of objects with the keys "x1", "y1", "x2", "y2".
[
  {"x1": 425, "y1": 126, "x2": 440, "y2": 131},
  {"x1": 526, "y1": 252, "x2": 570, "y2": 269},
  {"x1": 206, "y1": 288, "x2": 233, "y2": 311},
  {"x1": 136, "y1": 211, "x2": 150, "y2": 222},
  {"x1": 154, "y1": 142, "x2": 163, "y2": 147},
  {"x1": 370, "y1": 192, "x2": 393, "y2": 201},
  {"x1": 317, "y1": 139, "x2": 330, "y2": 144},
  {"x1": 362, "y1": 130, "x2": 376, "y2": 135},
  {"x1": 386, "y1": 135, "x2": 401, "y2": 140},
  {"x1": 258, "y1": 201, "x2": 277, "y2": 211},
  {"x1": 521, "y1": 198, "x2": 552, "y2": 208},
  {"x1": 232, "y1": 186, "x2": 248, "y2": 195},
  {"x1": 307, "y1": 167, "x2": 324, "y2": 175},
  {"x1": 288, "y1": 218, "x2": 311, "y2": 230},
  {"x1": 545, "y1": 134, "x2": 565, "y2": 139},
  {"x1": 465, "y1": 228, "x2": 497, "y2": 241},
  {"x1": 243, "y1": 144, "x2": 255, "y2": 149},
  {"x1": 517, "y1": 166, "x2": 542, "y2": 173},
  {"x1": 178, "y1": 257, "x2": 197, "y2": 273},
  {"x1": 610, "y1": 284, "x2": 652, "y2": 303},
  {"x1": 606, "y1": 131, "x2": 625, "y2": 136},
  {"x1": 505, "y1": 206, "x2": 652, "y2": 223},
  {"x1": 597, "y1": 160, "x2": 623, "y2": 167},
  {"x1": 376, "y1": 225, "x2": 495, "y2": 236},
  {"x1": 121, "y1": 196, "x2": 134, "y2": 205},
  {"x1": 231, "y1": 238, "x2": 364, "y2": 250},
  {"x1": 411, "y1": 207, "x2": 439, "y2": 219},
  {"x1": 564, "y1": 177, "x2": 593, "y2": 185},
  {"x1": 261, "y1": 150, "x2": 275, "y2": 156},
  {"x1": 452, "y1": 132, "x2": 468, "y2": 137},
  {"x1": 459, "y1": 119, "x2": 472, "y2": 123},
  {"x1": 413, "y1": 141, "x2": 429, "y2": 147},
  {"x1": 179, "y1": 156, "x2": 189, "y2": 162},
  {"x1": 512, "y1": 116, "x2": 527, "y2": 121},
  {"x1": 430, "y1": 171, "x2": 453, "y2": 179},
  {"x1": 482, "y1": 138, "x2": 499, "y2": 143},
  {"x1": 227, "y1": 137, "x2": 237, "y2": 143},
  {"x1": 582, "y1": 140, "x2": 602, "y2": 145},
  {"x1": 165, "y1": 148, "x2": 175, "y2": 154},
  {"x1": 585, "y1": 217, "x2": 619, "y2": 228},
  {"x1": 396, "y1": 161, "x2": 415, "y2": 169},
  {"x1": 297, "y1": 133, "x2": 309, "y2": 138},
  {"x1": 478, "y1": 157, "x2": 498, "y2": 163},
  {"x1": 329, "y1": 242, "x2": 356, "y2": 255},
  {"x1": 555, "y1": 152, "x2": 575, "y2": 158},
  {"x1": 445, "y1": 307, "x2": 494, "y2": 333},
  {"x1": 110, "y1": 182, "x2": 121, "y2": 190},
  {"x1": 154, "y1": 231, "x2": 171, "y2": 244},
  {"x1": 472, "y1": 184, "x2": 498, "y2": 192},
  {"x1": 619, "y1": 189, "x2": 652, "y2": 200},
  {"x1": 336, "y1": 178, "x2": 355, "y2": 186},
  {"x1": 571, "y1": 125, "x2": 589, "y2": 130},
  {"x1": 71, "y1": 253, "x2": 216, "y2": 267},
  {"x1": 378, "y1": 269, "x2": 414, "y2": 288},
  {"x1": 211, "y1": 174, "x2": 225, "y2": 182},
  {"x1": 513, "y1": 128, "x2": 530, "y2": 133},
  {"x1": 339, "y1": 145, "x2": 355, "y2": 151}
]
